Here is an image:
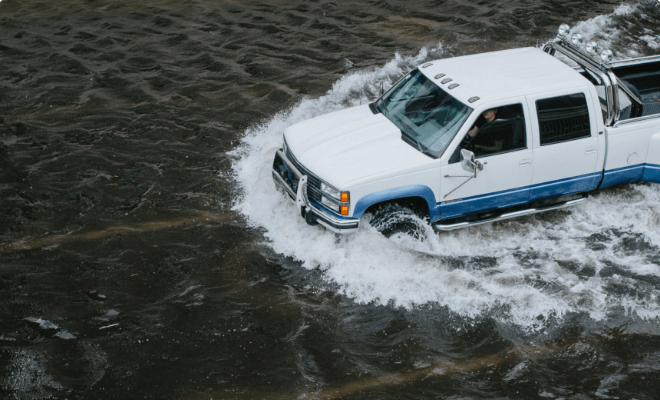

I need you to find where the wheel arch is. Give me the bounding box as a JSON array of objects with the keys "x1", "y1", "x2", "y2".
[{"x1": 352, "y1": 185, "x2": 437, "y2": 220}]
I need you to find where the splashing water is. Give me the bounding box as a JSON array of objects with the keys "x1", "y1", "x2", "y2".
[
  {"x1": 231, "y1": 4, "x2": 660, "y2": 329},
  {"x1": 570, "y1": 0, "x2": 660, "y2": 59}
]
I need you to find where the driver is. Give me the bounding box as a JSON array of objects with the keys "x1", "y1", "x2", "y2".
[
  {"x1": 465, "y1": 108, "x2": 503, "y2": 154},
  {"x1": 468, "y1": 108, "x2": 498, "y2": 137}
]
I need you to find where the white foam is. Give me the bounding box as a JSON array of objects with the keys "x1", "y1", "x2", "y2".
[
  {"x1": 639, "y1": 34, "x2": 660, "y2": 50},
  {"x1": 231, "y1": 12, "x2": 660, "y2": 328},
  {"x1": 570, "y1": 1, "x2": 659, "y2": 59}
]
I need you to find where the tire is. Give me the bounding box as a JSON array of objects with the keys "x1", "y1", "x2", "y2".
[{"x1": 366, "y1": 202, "x2": 429, "y2": 239}]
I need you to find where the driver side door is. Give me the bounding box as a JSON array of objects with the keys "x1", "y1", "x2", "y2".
[{"x1": 437, "y1": 99, "x2": 534, "y2": 220}]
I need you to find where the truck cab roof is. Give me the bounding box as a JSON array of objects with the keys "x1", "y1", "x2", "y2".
[{"x1": 422, "y1": 47, "x2": 591, "y2": 105}]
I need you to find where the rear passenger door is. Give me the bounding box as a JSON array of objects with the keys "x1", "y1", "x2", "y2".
[{"x1": 526, "y1": 88, "x2": 601, "y2": 201}]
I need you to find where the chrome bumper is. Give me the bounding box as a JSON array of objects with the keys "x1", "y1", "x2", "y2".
[{"x1": 272, "y1": 149, "x2": 360, "y2": 234}]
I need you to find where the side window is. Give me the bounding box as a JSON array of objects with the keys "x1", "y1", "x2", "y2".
[
  {"x1": 449, "y1": 103, "x2": 527, "y2": 162},
  {"x1": 536, "y1": 93, "x2": 591, "y2": 145}
]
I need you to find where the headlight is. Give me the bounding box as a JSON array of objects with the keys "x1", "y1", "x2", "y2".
[
  {"x1": 321, "y1": 196, "x2": 340, "y2": 212},
  {"x1": 557, "y1": 24, "x2": 570, "y2": 37},
  {"x1": 321, "y1": 182, "x2": 341, "y2": 199},
  {"x1": 320, "y1": 183, "x2": 350, "y2": 215}
]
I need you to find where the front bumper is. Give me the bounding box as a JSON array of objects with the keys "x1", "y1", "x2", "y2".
[{"x1": 272, "y1": 149, "x2": 360, "y2": 234}]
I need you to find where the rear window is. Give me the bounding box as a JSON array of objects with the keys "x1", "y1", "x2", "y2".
[{"x1": 536, "y1": 93, "x2": 591, "y2": 145}]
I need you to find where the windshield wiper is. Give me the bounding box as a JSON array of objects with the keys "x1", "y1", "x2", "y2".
[
  {"x1": 395, "y1": 121, "x2": 425, "y2": 154},
  {"x1": 407, "y1": 134, "x2": 427, "y2": 155},
  {"x1": 408, "y1": 131, "x2": 423, "y2": 153},
  {"x1": 388, "y1": 94, "x2": 434, "y2": 103},
  {"x1": 394, "y1": 117, "x2": 426, "y2": 154}
]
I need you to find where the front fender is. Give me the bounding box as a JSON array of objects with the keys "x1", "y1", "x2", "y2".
[{"x1": 352, "y1": 185, "x2": 438, "y2": 220}]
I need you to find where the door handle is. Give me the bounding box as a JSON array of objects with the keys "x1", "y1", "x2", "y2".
[
  {"x1": 519, "y1": 159, "x2": 532, "y2": 167},
  {"x1": 585, "y1": 147, "x2": 596, "y2": 155}
]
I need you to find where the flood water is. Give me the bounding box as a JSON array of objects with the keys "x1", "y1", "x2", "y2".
[{"x1": 2, "y1": 0, "x2": 660, "y2": 399}]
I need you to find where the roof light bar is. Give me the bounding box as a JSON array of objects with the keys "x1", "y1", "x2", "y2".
[
  {"x1": 555, "y1": 23, "x2": 615, "y2": 66},
  {"x1": 571, "y1": 33, "x2": 584, "y2": 48},
  {"x1": 586, "y1": 41, "x2": 598, "y2": 55},
  {"x1": 600, "y1": 49, "x2": 613, "y2": 63}
]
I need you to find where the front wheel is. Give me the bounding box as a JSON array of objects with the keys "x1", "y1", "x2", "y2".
[{"x1": 366, "y1": 202, "x2": 429, "y2": 239}]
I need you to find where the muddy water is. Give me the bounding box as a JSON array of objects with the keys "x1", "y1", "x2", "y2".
[{"x1": 1, "y1": 0, "x2": 660, "y2": 399}]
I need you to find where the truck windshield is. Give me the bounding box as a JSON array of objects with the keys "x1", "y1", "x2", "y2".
[{"x1": 375, "y1": 69, "x2": 472, "y2": 158}]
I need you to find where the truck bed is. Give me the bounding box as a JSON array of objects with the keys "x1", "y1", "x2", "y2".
[{"x1": 613, "y1": 60, "x2": 660, "y2": 117}]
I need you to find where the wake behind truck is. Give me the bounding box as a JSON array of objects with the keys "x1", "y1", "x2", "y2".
[{"x1": 272, "y1": 25, "x2": 660, "y2": 234}]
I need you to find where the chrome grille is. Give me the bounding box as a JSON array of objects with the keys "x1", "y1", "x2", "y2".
[{"x1": 284, "y1": 147, "x2": 325, "y2": 206}]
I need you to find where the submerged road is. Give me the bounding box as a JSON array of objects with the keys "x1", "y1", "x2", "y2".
[{"x1": 2, "y1": 0, "x2": 660, "y2": 398}]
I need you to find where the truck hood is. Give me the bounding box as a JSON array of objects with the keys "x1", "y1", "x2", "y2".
[{"x1": 284, "y1": 105, "x2": 432, "y2": 188}]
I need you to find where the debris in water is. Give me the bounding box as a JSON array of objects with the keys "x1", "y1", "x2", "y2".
[
  {"x1": 54, "y1": 331, "x2": 76, "y2": 340},
  {"x1": 24, "y1": 317, "x2": 59, "y2": 330}
]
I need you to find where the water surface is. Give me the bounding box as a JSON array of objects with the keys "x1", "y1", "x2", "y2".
[{"x1": 1, "y1": 0, "x2": 660, "y2": 399}]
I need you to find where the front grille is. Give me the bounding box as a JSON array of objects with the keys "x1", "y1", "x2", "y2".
[{"x1": 284, "y1": 147, "x2": 326, "y2": 207}]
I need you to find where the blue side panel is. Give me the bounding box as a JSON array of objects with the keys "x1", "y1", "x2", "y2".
[
  {"x1": 641, "y1": 164, "x2": 660, "y2": 183},
  {"x1": 356, "y1": 166, "x2": 660, "y2": 224},
  {"x1": 437, "y1": 172, "x2": 599, "y2": 221},
  {"x1": 437, "y1": 186, "x2": 529, "y2": 220},
  {"x1": 599, "y1": 165, "x2": 644, "y2": 189},
  {"x1": 529, "y1": 172, "x2": 599, "y2": 201},
  {"x1": 352, "y1": 185, "x2": 437, "y2": 220}
]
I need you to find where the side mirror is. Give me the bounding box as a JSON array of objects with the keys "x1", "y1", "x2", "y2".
[
  {"x1": 460, "y1": 149, "x2": 483, "y2": 176},
  {"x1": 460, "y1": 149, "x2": 475, "y2": 172}
]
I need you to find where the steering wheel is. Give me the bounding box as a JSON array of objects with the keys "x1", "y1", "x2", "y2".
[
  {"x1": 460, "y1": 133, "x2": 472, "y2": 148},
  {"x1": 462, "y1": 120, "x2": 497, "y2": 147}
]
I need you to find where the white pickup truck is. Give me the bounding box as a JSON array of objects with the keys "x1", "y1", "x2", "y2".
[{"x1": 272, "y1": 27, "x2": 660, "y2": 234}]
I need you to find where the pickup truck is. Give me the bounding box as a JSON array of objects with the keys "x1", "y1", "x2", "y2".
[{"x1": 272, "y1": 27, "x2": 660, "y2": 234}]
